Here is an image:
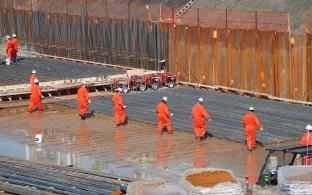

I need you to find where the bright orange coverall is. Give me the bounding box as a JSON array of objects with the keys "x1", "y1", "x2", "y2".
[
  {"x1": 12, "y1": 38, "x2": 18, "y2": 59},
  {"x1": 112, "y1": 93, "x2": 127, "y2": 125},
  {"x1": 28, "y1": 84, "x2": 43, "y2": 113},
  {"x1": 243, "y1": 112, "x2": 262, "y2": 150},
  {"x1": 5, "y1": 39, "x2": 14, "y2": 60},
  {"x1": 192, "y1": 103, "x2": 211, "y2": 138},
  {"x1": 301, "y1": 132, "x2": 312, "y2": 165},
  {"x1": 77, "y1": 86, "x2": 89, "y2": 116},
  {"x1": 156, "y1": 102, "x2": 172, "y2": 134},
  {"x1": 29, "y1": 74, "x2": 38, "y2": 86}
]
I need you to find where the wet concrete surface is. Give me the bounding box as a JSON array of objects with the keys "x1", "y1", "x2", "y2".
[{"x1": 0, "y1": 102, "x2": 304, "y2": 194}]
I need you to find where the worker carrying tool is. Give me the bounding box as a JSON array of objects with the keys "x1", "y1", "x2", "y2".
[
  {"x1": 112, "y1": 88, "x2": 127, "y2": 126},
  {"x1": 29, "y1": 70, "x2": 38, "y2": 86},
  {"x1": 4, "y1": 35, "x2": 13, "y2": 65},
  {"x1": 242, "y1": 107, "x2": 264, "y2": 151},
  {"x1": 191, "y1": 98, "x2": 211, "y2": 141},
  {"x1": 301, "y1": 125, "x2": 312, "y2": 165},
  {"x1": 156, "y1": 96, "x2": 173, "y2": 134},
  {"x1": 11, "y1": 34, "x2": 18, "y2": 62},
  {"x1": 77, "y1": 81, "x2": 90, "y2": 120},
  {"x1": 28, "y1": 79, "x2": 44, "y2": 113}
]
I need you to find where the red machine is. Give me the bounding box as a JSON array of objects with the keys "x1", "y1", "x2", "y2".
[
  {"x1": 129, "y1": 75, "x2": 146, "y2": 92},
  {"x1": 113, "y1": 78, "x2": 130, "y2": 93},
  {"x1": 144, "y1": 74, "x2": 162, "y2": 90},
  {"x1": 160, "y1": 72, "x2": 177, "y2": 88}
]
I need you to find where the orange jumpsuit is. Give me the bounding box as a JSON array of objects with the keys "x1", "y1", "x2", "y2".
[
  {"x1": 301, "y1": 132, "x2": 312, "y2": 165},
  {"x1": 5, "y1": 39, "x2": 14, "y2": 60},
  {"x1": 192, "y1": 103, "x2": 211, "y2": 138},
  {"x1": 29, "y1": 74, "x2": 38, "y2": 86},
  {"x1": 28, "y1": 84, "x2": 43, "y2": 113},
  {"x1": 112, "y1": 93, "x2": 127, "y2": 125},
  {"x1": 77, "y1": 86, "x2": 89, "y2": 116},
  {"x1": 156, "y1": 102, "x2": 172, "y2": 134},
  {"x1": 12, "y1": 38, "x2": 18, "y2": 60},
  {"x1": 243, "y1": 112, "x2": 262, "y2": 149}
]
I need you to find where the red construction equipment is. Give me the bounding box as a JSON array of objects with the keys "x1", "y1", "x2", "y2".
[
  {"x1": 144, "y1": 74, "x2": 162, "y2": 90},
  {"x1": 160, "y1": 72, "x2": 177, "y2": 88}
]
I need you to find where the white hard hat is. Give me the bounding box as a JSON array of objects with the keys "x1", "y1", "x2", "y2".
[
  {"x1": 81, "y1": 81, "x2": 87, "y2": 85},
  {"x1": 12, "y1": 34, "x2": 16, "y2": 38},
  {"x1": 162, "y1": 97, "x2": 168, "y2": 102},
  {"x1": 249, "y1": 107, "x2": 255, "y2": 111},
  {"x1": 306, "y1": 125, "x2": 312, "y2": 131},
  {"x1": 6, "y1": 35, "x2": 11, "y2": 39},
  {"x1": 116, "y1": 88, "x2": 122, "y2": 92},
  {"x1": 198, "y1": 98, "x2": 203, "y2": 102},
  {"x1": 34, "y1": 79, "x2": 39, "y2": 83},
  {"x1": 32, "y1": 70, "x2": 37, "y2": 74}
]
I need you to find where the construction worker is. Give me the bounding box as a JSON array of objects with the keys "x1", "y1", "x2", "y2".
[
  {"x1": 242, "y1": 107, "x2": 264, "y2": 151},
  {"x1": 11, "y1": 34, "x2": 18, "y2": 62},
  {"x1": 4, "y1": 35, "x2": 13, "y2": 65},
  {"x1": 112, "y1": 88, "x2": 127, "y2": 126},
  {"x1": 29, "y1": 70, "x2": 38, "y2": 86},
  {"x1": 77, "y1": 81, "x2": 90, "y2": 120},
  {"x1": 156, "y1": 97, "x2": 173, "y2": 134},
  {"x1": 301, "y1": 125, "x2": 312, "y2": 165},
  {"x1": 28, "y1": 79, "x2": 43, "y2": 113},
  {"x1": 192, "y1": 98, "x2": 211, "y2": 141}
]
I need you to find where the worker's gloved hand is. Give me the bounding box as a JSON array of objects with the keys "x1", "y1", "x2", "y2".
[
  {"x1": 170, "y1": 113, "x2": 174, "y2": 117},
  {"x1": 41, "y1": 96, "x2": 45, "y2": 99},
  {"x1": 208, "y1": 119, "x2": 211, "y2": 124},
  {"x1": 88, "y1": 100, "x2": 91, "y2": 103},
  {"x1": 123, "y1": 105, "x2": 127, "y2": 109},
  {"x1": 260, "y1": 127, "x2": 264, "y2": 131}
]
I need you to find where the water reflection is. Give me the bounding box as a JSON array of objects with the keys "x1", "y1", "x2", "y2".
[
  {"x1": 114, "y1": 127, "x2": 126, "y2": 161},
  {"x1": 157, "y1": 136, "x2": 172, "y2": 166},
  {"x1": 245, "y1": 151, "x2": 258, "y2": 185},
  {"x1": 193, "y1": 143, "x2": 209, "y2": 168},
  {"x1": 79, "y1": 125, "x2": 90, "y2": 146}
]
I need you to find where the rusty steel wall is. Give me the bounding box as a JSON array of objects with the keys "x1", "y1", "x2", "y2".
[
  {"x1": 0, "y1": 0, "x2": 310, "y2": 102},
  {"x1": 169, "y1": 27, "x2": 311, "y2": 102}
]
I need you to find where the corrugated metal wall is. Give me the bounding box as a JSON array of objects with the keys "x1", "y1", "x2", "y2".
[{"x1": 0, "y1": 0, "x2": 311, "y2": 102}]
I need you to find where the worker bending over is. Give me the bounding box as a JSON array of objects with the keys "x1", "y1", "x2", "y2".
[
  {"x1": 192, "y1": 98, "x2": 211, "y2": 141},
  {"x1": 11, "y1": 34, "x2": 18, "y2": 62},
  {"x1": 28, "y1": 79, "x2": 43, "y2": 113},
  {"x1": 29, "y1": 70, "x2": 38, "y2": 86},
  {"x1": 156, "y1": 97, "x2": 173, "y2": 134},
  {"x1": 301, "y1": 125, "x2": 312, "y2": 165},
  {"x1": 112, "y1": 88, "x2": 127, "y2": 126},
  {"x1": 77, "y1": 81, "x2": 91, "y2": 120},
  {"x1": 4, "y1": 35, "x2": 13, "y2": 65},
  {"x1": 242, "y1": 107, "x2": 264, "y2": 151}
]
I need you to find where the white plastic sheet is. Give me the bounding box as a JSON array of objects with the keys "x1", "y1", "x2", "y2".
[{"x1": 278, "y1": 165, "x2": 312, "y2": 195}]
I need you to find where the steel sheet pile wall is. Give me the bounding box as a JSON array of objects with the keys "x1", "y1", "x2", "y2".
[
  {"x1": 0, "y1": 0, "x2": 170, "y2": 70},
  {"x1": 0, "y1": 0, "x2": 311, "y2": 102}
]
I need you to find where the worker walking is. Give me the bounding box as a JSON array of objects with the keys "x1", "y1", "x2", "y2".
[
  {"x1": 156, "y1": 97, "x2": 173, "y2": 134},
  {"x1": 242, "y1": 107, "x2": 264, "y2": 151},
  {"x1": 11, "y1": 34, "x2": 18, "y2": 62},
  {"x1": 192, "y1": 98, "x2": 211, "y2": 141},
  {"x1": 28, "y1": 79, "x2": 43, "y2": 113},
  {"x1": 112, "y1": 88, "x2": 127, "y2": 126},
  {"x1": 77, "y1": 81, "x2": 91, "y2": 120},
  {"x1": 301, "y1": 125, "x2": 312, "y2": 165},
  {"x1": 4, "y1": 35, "x2": 13, "y2": 65},
  {"x1": 29, "y1": 70, "x2": 38, "y2": 86}
]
